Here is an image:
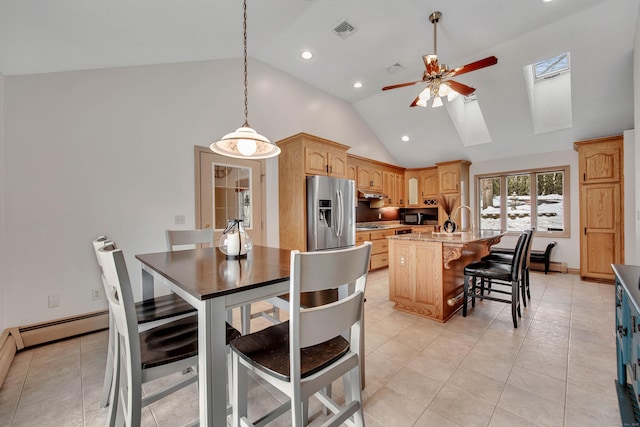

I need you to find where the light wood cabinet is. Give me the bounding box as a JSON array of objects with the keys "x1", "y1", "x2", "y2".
[
  {"x1": 356, "y1": 228, "x2": 410, "y2": 270},
  {"x1": 405, "y1": 170, "x2": 421, "y2": 207},
  {"x1": 277, "y1": 133, "x2": 350, "y2": 251},
  {"x1": 304, "y1": 145, "x2": 347, "y2": 178},
  {"x1": 382, "y1": 169, "x2": 405, "y2": 206},
  {"x1": 419, "y1": 167, "x2": 439, "y2": 200},
  {"x1": 574, "y1": 135, "x2": 624, "y2": 281},
  {"x1": 436, "y1": 160, "x2": 471, "y2": 228},
  {"x1": 357, "y1": 165, "x2": 383, "y2": 192}
]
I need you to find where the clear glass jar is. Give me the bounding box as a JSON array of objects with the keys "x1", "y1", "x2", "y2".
[{"x1": 219, "y1": 219, "x2": 253, "y2": 258}]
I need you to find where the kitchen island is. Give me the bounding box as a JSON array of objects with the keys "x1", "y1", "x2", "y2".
[{"x1": 387, "y1": 230, "x2": 504, "y2": 322}]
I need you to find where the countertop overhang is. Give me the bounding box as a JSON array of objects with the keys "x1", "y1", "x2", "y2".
[{"x1": 387, "y1": 230, "x2": 505, "y2": 244}]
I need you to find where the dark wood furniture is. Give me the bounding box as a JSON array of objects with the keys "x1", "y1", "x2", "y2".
[
  {"x1": 135, "y1": 245, "x2": 291, "y2": 427},
  {"x1": 489, "y1": 241, "x2": 556, "y2": 274}
]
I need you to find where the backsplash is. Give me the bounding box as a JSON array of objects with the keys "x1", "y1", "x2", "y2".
[{"x1": 355, "y1": 202, "x2": 439, "y2": 224}]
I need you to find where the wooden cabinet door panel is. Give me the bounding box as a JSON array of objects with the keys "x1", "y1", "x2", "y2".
[
  {"x1": 358, "y1": 168, "x2": 371, "y2": 190},
  {"x1": 370, "y1": 169, "x2": 383, "y2": 191},
  {"x1": 389, "y1": 243, "x2": 413, "y2": 301},
  {"x1": 582, "y1": 145, "x2": 621, "y2": 183},
  {"x1": 414, "y1": 244, "x2": 442, "y2": 312},
  {"x1": 396, "y1": 173, "x2": 405, "y2": 206},
  {"x1": 304, "y1": 147, "x2": 328, "y2": 175},
  {"x1": 328, "y1": 151, "x2": 347, "y2": 178},
  {"x1": 419, "y1": 169, "x2": 439, "y2": 198},
  {"x1": 439, "y1": 168, "x2": 459, "y2": 193},
  {"x1": 580, "y1": 183, "x2": 621, "y2": 279}
]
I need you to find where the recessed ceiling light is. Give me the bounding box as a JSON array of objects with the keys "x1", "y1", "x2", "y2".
[
  {"x1": 401, "y1": 135, "x2": 410, "y2": 142},
  {"x1": 542, "y1": 0, "x2": 553, "y2": 2},
  {"x1": 353, "y1": 81, "x2": 363, "y2": 89},
  {"x1": 301, "y1": 50, "x2": 313, "y2": 60}
]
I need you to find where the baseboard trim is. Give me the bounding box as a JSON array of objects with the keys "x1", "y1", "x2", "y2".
[
  {"x1": 0, "y1": 330, "x2": 18, "y2": 388},
  {"x1": 0, "y1": 310, "x2": 109, "y2": 389},
  {"x1": 531, "y1": 261, "x2": 568, "y2": 274}
]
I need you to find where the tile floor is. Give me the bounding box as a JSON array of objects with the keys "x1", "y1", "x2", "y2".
[{"x1": 0, "y1": 268, "x2": 622, "y2": 426}]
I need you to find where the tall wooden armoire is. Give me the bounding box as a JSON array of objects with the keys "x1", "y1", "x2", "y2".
[{"x1": 574, "y1": 135, "x2": 624, "y2": 281}]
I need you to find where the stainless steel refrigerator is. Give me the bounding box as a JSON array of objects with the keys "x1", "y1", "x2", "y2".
[{"x1": 306, "y1": 175, "x2": 356, "y2": 251}]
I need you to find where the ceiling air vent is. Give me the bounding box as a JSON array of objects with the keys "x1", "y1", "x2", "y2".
[
  {"x1": 385, "y1": 63, "x2": 404, "y2": 74},
  {"x1": 332, "y1": 20, "x2": 357, "y2": 39}
]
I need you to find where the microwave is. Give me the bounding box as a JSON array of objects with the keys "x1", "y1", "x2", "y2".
[{"x1": 404, "y1": 213, "x2": 423, "y2": 225}]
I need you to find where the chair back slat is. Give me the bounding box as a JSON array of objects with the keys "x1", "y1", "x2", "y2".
[
  {"x1": 522, "y1": 227, "x2": 535, "y2": 270},
  {"x1": 166, "y1": 229, "x2": 214, "y2": 250},
  {"x1": 289, "y1": 242, "x2": 371, "y2": 365},
  {"x1": 97, "y1": 245, "x2": 142, "y2": 367},
  {"x1": 509, "y1": 231, "x2": 528, "y2": 281}
]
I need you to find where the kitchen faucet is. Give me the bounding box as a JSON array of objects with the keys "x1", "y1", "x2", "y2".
[{"x1": 452, "y1": 205, "x2": 474, "y2": 232}]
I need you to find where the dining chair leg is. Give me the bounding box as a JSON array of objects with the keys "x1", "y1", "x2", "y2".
[
  {"x1": 462, "y1": 275, "x2": 469, "y2": 317},
  {"x1": 232, "y1": 352, "x2": 248, "y2": 427},
  {"x1": 100, "y1": 316, "x2": 115, "y2": 408},
  {"x1": 471, "y1": 277, "x2": 477, "y2": 308},
  {"x1": 241, "y1": 305, "x2": 251, "y2": 335},
  {"x1": 511, "y1": 280, "x2": 519, "y2": 328},
  {"x1": 107, "y1": 340, "x2": 120, "y2": 427}
]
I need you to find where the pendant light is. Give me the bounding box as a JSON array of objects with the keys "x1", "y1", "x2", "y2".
[{"x1": 210, "y1": 0, "x2": 280, "y2": 159}]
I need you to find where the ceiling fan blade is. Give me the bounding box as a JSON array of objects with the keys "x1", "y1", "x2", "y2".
[
  {"x1": 446, "y1": 80, "x2": 476, "y2": 96},
  {"x1": 409, "y1": 95, "x2": 422, "y2": 107},
  {"x1": 382, "y1": 81, "x2": 423, "y2": 91},
  {"x1": 447, "y1": 56, "x2": 498, "y2": 78}
]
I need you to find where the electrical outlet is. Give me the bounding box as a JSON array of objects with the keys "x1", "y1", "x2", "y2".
[
  {"x1": 48, "y1": 295, "x2": 59, "y2": 308},
  {"x1": 175, "y1": 214, "x2": 185, "y2": 225},
  {"x1": 92, "y1": 288, "x2": 101, "y2": 300}
]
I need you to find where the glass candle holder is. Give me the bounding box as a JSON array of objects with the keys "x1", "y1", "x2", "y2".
[{"x1": 219, "y1": 219, "x2": 253, "y2": 259}]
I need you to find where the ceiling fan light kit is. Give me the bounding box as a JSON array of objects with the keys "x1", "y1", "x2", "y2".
[{"x1": 382, "y1": 11, "x2": 498, "y2": 109}]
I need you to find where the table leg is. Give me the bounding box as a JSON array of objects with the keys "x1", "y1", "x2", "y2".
[
  {"x1": 141, "y1": 266, "x2": 155, "y2": 301},
  {"x1": 198, "y1": 297, "x2": 228, "y2": 426}
]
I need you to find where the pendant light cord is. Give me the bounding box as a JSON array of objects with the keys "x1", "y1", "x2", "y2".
[{"x1": 243, "y1": 0, "x2": 250, "y2": 127}]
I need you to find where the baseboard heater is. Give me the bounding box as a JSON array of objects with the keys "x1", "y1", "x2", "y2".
[{"x1": 0, "y1": 310, "x2": 108, "y2": 389}]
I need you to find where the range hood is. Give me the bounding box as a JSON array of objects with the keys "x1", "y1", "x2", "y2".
[{"x1": 357, "y1": 190, "x2": 388, "y2": 200}]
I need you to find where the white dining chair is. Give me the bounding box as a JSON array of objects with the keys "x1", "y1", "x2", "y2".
[
  {"x1": 230, "y1": 241, "x2": 372, "y2": 427},
  {"x1": 92, "y1": 236, "x2": 197, "y2": 408},
  {"x1": 167, "y1": 229, "x2": 281, "y2": 334},
  {"x1": 97, "y1": 243, "x2": 241, "y2": 426}
]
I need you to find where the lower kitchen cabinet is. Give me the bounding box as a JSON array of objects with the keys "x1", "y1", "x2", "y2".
[
  {"x1": 356, "y1": 228, "x2": 411, "y2": 270},
  {"x1": 612, "y1": 264, "x2": 640, "y2": 425}
]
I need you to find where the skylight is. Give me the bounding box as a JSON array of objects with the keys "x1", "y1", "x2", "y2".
[{"x1": 534, "y1": 53, "x2": 570, "y2": 80}]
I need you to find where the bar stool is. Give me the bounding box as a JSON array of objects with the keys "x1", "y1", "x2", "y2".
[{"x1": 463, "y1": 231, "x2": 528, "y2": 328}]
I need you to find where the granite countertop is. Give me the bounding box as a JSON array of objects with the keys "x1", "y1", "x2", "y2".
[{"x1": 387, "y1": 230, "x2": 505, "y2": 244}]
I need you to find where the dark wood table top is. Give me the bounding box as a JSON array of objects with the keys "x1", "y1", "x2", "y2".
[{"x1": 136, "y1": 245, "x2": 291, "y2": 300}]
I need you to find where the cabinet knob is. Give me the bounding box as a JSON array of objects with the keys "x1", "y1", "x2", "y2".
[{"x1": 618, "y1": 325, "x2": 628, "y2": 337}]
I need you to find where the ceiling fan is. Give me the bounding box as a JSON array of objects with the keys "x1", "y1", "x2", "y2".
[{"x1": 382, "y1": 11, "x2": 498, "y2": 108}]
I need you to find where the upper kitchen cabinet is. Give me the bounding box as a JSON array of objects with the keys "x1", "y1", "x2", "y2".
[
  {"x1": 574, "y1": 135, "x2": 624, "y2": 281},
  {"x1": 277, "y1": 133, "x2": 351, "y2": 251},
  {"x1": 436, "y1": 160, "x2": 471, "y2": 226},
  {"x1": 383, "y1": 169, "x2": 406, "y2": 207},
  {"x1": 405, "y1": 170, "x2": 421, "y2": 207},
  {"x1": 278, "y1": 133, "x2": 349, "y2": 178},
  {"x1": 419, "y1": 167, "x2": 439, "y2": 200},
  {"x1": 437, "y1": 161, "x2": 470, "y2": 194},
  {"x1": 349, "y1": 155, "x2": 384, "y2": 192}
]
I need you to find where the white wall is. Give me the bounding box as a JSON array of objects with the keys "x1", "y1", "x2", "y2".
[
  {"x1": 635, "y1": 11, "x2": 640, "y2": 266},
  {"x1": 0, "y1": 72, "x2": 5, "y2": 331},
  {"x1": 471, "y1": 150, "x2": 580, "y2": 269},
  {"x1": 3, "y1": 58, "x2": 395, "y2": 327}
]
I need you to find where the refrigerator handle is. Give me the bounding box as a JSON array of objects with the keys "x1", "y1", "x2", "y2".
[{"x1": 336, "y1": 189, "x2": 343, "y2": 237}]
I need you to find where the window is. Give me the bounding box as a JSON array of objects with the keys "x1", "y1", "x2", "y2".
[
  {"x1": 476, "y1": 166, "x2": 569, "y2": 237},
  {"x1": 213, "y1": 164, "x2": 252, "y2": 229},
  {"x1": 534, "y1": 52, "x2": 570, "y2": 80}
]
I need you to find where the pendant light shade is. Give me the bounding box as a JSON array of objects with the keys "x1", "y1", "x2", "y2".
[
  {"x1": 210, "y1": 0, "x2": 280, "y2": 159},
  {"x1": 211, "y1": 126, "x2": 280, "y2": 159}
]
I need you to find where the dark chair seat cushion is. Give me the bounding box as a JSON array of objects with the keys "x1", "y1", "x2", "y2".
[
  {"x1": 140, "y1": 316, "x2": 241, "y2": 369},
  {"x1": 230, "y1": 321, "x2": 349, "y2": 381},
  {"x1": 464, "y1": 261, "x2": 512, "y2": 282},
  {"x1": 481, "y1": 253, "x2": 513, "y2": 264},
  {"x1": 136, "y1": 293, "x2": 197, "y2": 324}
]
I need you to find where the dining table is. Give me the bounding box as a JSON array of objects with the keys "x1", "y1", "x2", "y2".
[{"x1": 135, "y1": 245, "x2": 291, "y2": 427}]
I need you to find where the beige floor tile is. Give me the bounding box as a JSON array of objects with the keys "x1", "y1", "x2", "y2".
[
  {"x1": 488, "y1": 406, "x2": 539, "y2": 427},
  {"x1": 363, "y1": 351, "x2": 403, "y2": 385},
  {"x1": 428, "y1": 383, "x2": 496, "y2": 427},
  {"x1": 12, "y1": 393, "x2": 84, "y2": 427},
  {"x1": 18, "y1": 369, "x2": 82, "y2": 407},
  {"x1": 515, "y1": 338, "x2": 568, "y2": 381},
  {"x1": 506, "y1": 365, "x2": 566, "y2": 404},
  {"x1": 565, "y1": 380, "x2": 620, "y2": 425},
  {"x1": 458, "y1": 346, "x2": 517, "y2": 383},
  {"x1": 497, "y1": 383, "x2": 565, "y2": 426},
  {"x1": 364, "y1": 386, "x2": 426, "y2": 426},
  {"x1": 384, "y1": 366, "x2": 444, "y2": 406},
  {"x1": 413, "y1": 409, "x2": 461, "y2": 427},
  {"x1": 374, "y1": 337, "x2": 421, "y2": 365},
  {"x1": 445, "y1": 366, "x2": 506, "y2": 405}
]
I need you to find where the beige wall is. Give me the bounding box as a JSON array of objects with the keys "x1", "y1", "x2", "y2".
[{"x1": 0, "y1": 72, "x2": 5, "y2": 331}]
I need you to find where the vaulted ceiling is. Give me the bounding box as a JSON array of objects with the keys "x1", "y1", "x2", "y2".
[{"x1": 0, "y1": 0, "x2": 637, "y2": 166}]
